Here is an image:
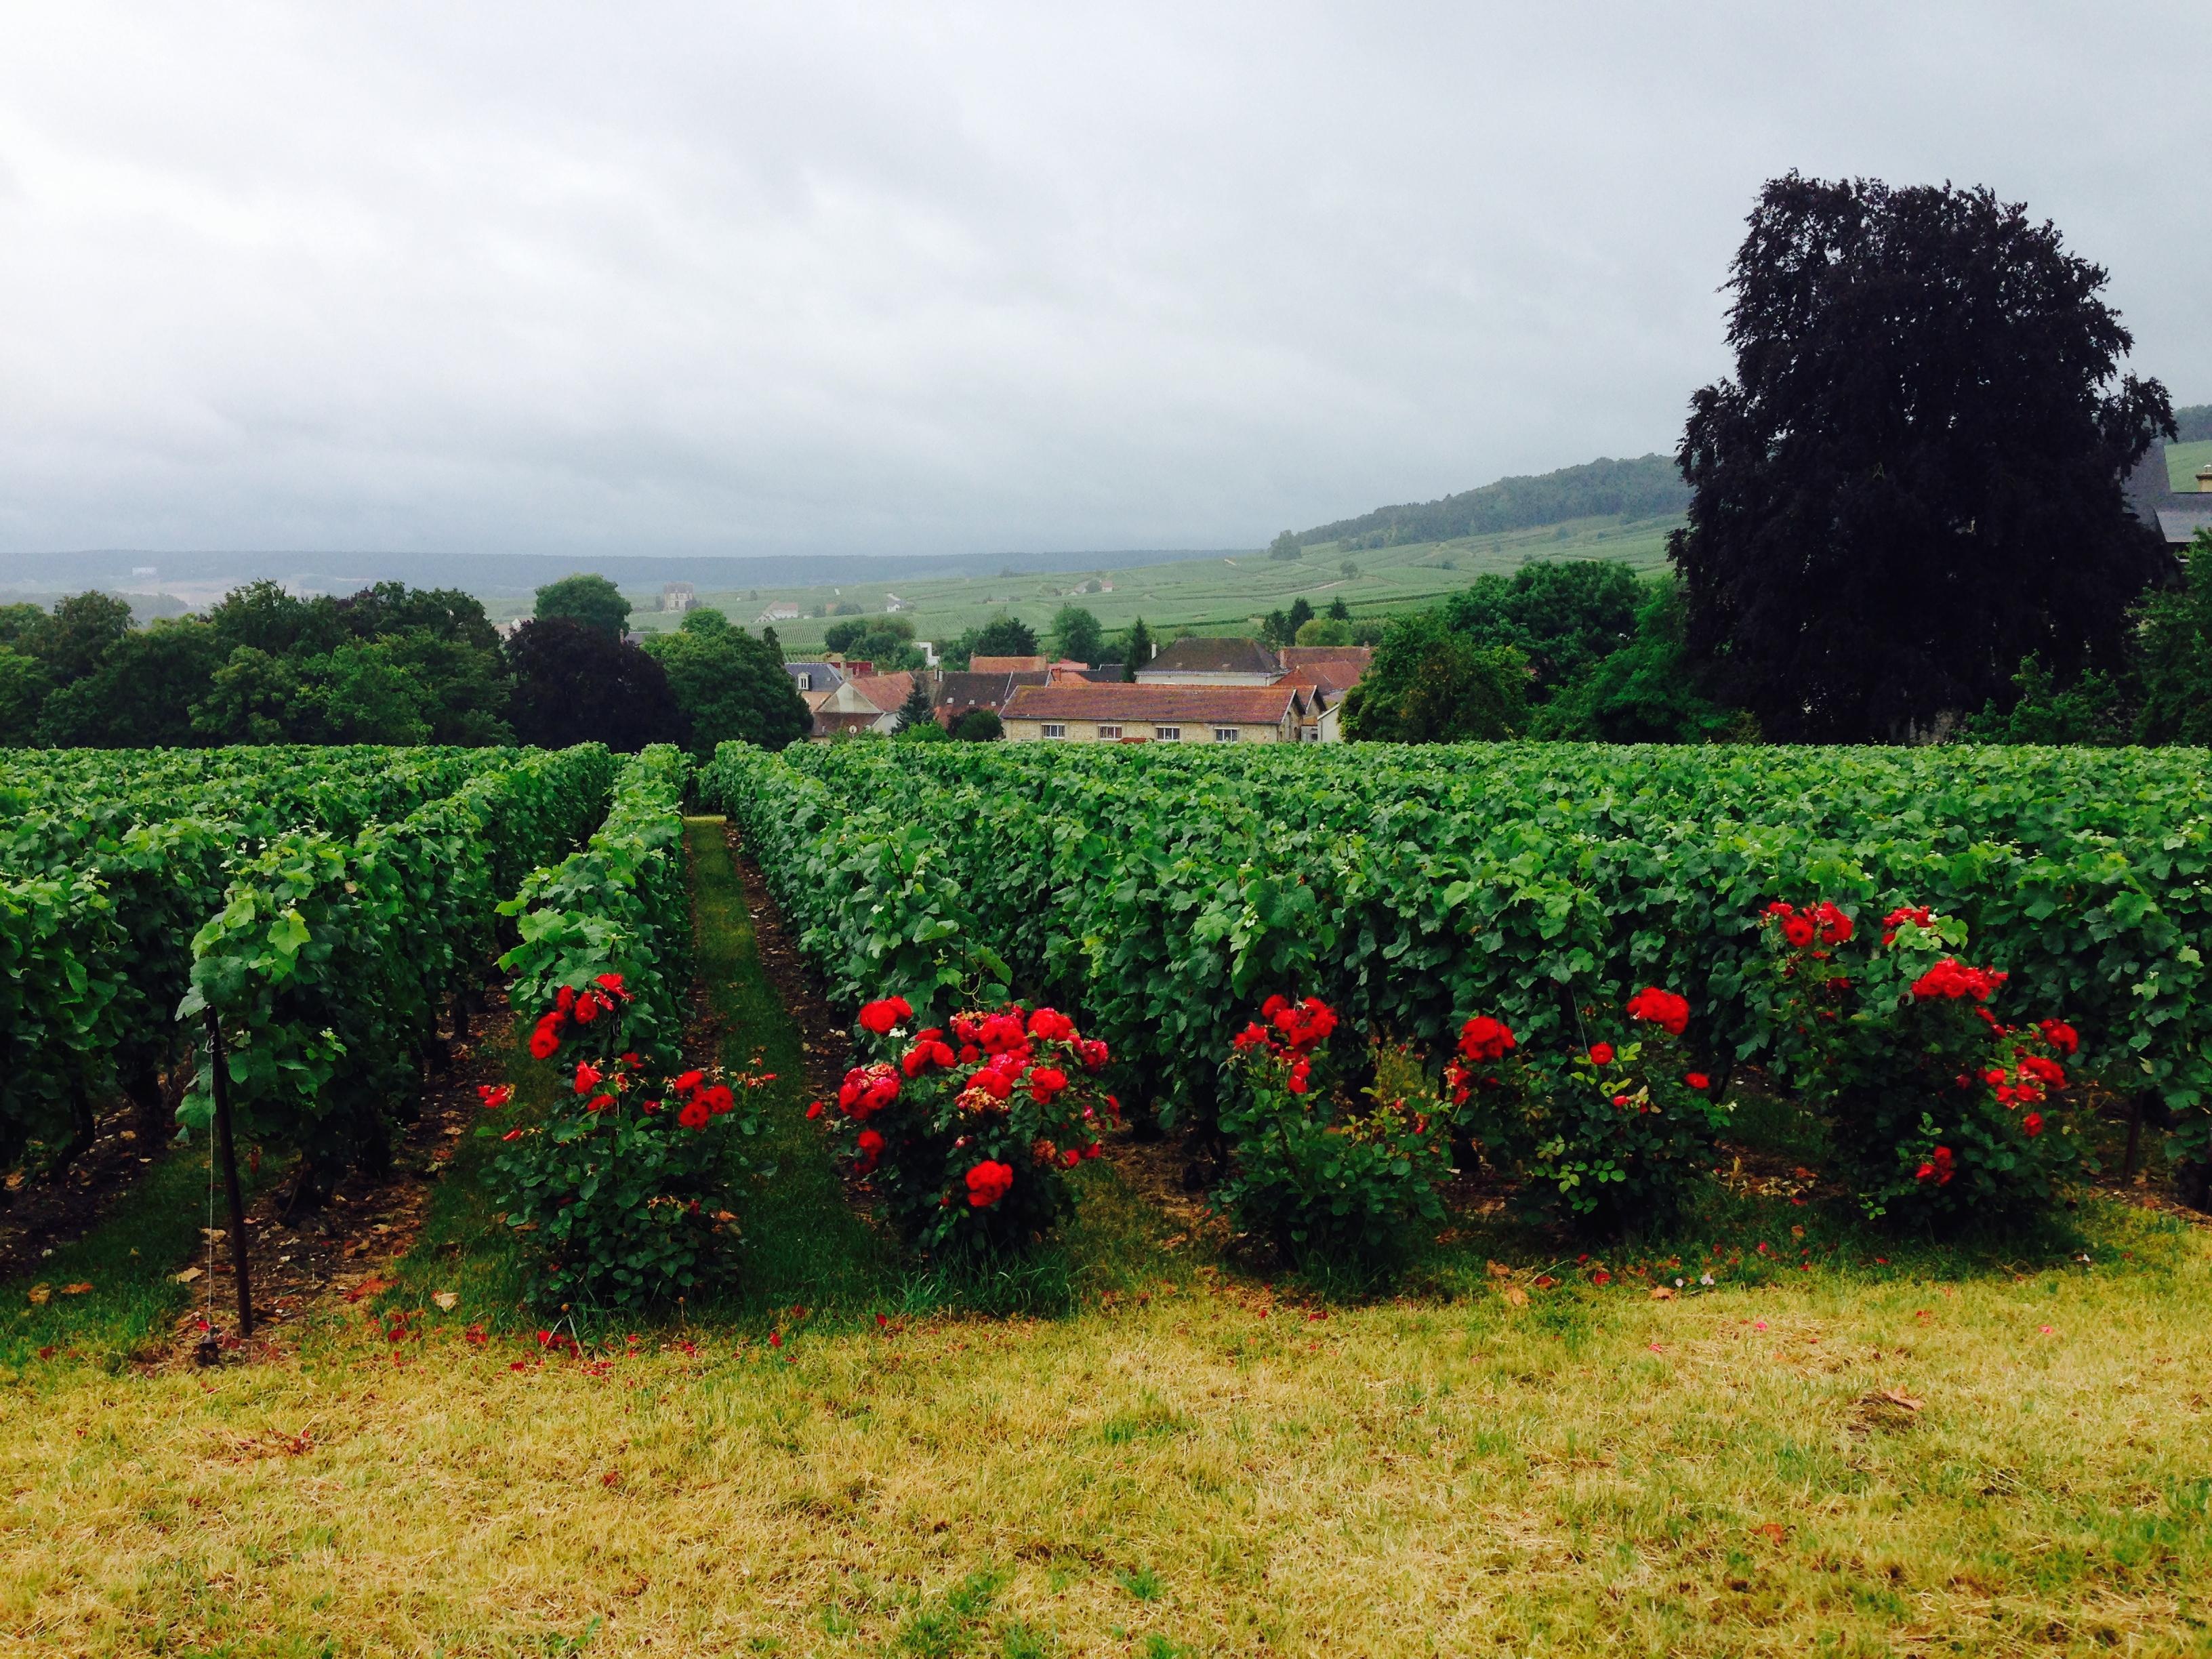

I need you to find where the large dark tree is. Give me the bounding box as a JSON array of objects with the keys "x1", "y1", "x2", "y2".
[
  {"x1": 507, "y1": 617, "x2": 684, "y2": 753},
  {"x1": 1672, "y1": 175, "x2": 2175, "y2": 742},
  {"x1": 1441, "y1": 559, "x2": 1642, "y2": 697}
]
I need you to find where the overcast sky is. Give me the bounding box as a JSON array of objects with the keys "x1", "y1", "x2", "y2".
[{"x1": 1, "y1": 3, "x2": 2203, "y2": 566}]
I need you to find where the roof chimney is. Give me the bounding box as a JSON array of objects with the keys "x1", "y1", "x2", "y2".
[{"x1": 2196, "y1": 464, "x2": 2212, "y2": 495}]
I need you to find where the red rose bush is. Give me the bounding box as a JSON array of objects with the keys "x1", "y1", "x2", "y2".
[
  {"x1": 1759, "y1": 900, "x2": 2083, "y2": 1225},
  {"x1": 484, "y1": 972, "x2": 761, "y2": 1307},
  {"x1": 1451, "y1": 984, "x2": 1731, "y2": 1235},
  {"x1": 1218, "y1": 994, "x2": 1456, "y2": 1262},
  {"x1": 815, "y1": 996, "x2": 1115, "y2": 1257}
]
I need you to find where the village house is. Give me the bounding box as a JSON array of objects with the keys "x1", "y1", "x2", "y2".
[
  {"x1": 1133, "y1": 636, "x2": 1284, "y2": 685},
  {"x1": 933, "y1": 668, "x2": 1048, "y2": 729},
  {"x1": 1000, "y1": 682, "x2": 1309, "y2": 744},
  {"x1": 783, "y1": 659, "x2": 844, "y2": 695},
  {"x1": 756, "y1": 601, "x2": 802, "y2": 626},
  {"x1": 968, "y1": 653, "x2": 1050, "y2": 674}
]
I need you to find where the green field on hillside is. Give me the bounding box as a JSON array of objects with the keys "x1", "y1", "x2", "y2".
[
  {"x1": 485, "y1": 515, "x2": 1679, "y2": 654},
  {"x1": 2169, "y1": 439, "x2": 2212, "y2": 493}
]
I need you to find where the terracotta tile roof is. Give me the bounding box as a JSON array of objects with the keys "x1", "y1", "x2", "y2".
[
  {"x1": 847, "y1": 670, "x2": 916, "y2": 714},
  {"x1": 1277, "y1": 645, "x2": 1373, "y2": 673},
  {"x1": 968, "y1": 655, "x2": 1050, "y2": 674},
  {"x1": 1002, "y1": 683, "x2": 1305, "y2": 724}
]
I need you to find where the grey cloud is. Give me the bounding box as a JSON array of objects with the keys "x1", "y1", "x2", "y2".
[{"x1": 0, "y1": 1, "x2": 2203, "y2": 567}]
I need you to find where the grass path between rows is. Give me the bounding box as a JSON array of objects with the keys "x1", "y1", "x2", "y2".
[{"x1": 3, "y1": 821, "x2": 2212, "y2": 1655}]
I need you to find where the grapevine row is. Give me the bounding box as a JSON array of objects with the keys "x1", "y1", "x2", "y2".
[{"x1": 701, "y1": 739, "x2": 2212, "y2": 1171}]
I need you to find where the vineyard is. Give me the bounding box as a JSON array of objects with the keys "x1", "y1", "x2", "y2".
[
  {"x1": 701, "y1": 738, "x2": 2212, "y2": 1188},
  {"x1": 1, "y1": 743, "x2": 619, "y2": 1193},
  {"x1": 7, "y1": 737, "x2": 2212, "y2": 1654}
]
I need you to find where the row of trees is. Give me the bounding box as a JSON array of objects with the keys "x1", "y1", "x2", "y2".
[
  {"x1": 0, "y1": 575, "x2": 810, "y2": 755},
  {"x1": 1341, "y1": 560, "x2": 1746, "y2": 743}
]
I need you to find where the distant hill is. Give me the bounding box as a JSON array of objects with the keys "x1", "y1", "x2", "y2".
[
  {"x1": 2173, "y1": 403, "x2": 2212, "y2": 444},
  {"x1": 1279, "y1": 453, "x2": 1688, "y2": 553}
]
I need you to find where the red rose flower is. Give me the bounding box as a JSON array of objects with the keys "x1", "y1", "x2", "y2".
[
  {"x1": 1782, "y1": 914, "x2": 1816, "y2": 948},
  {"x1": 1027, "y1": 1066, "x2": 1069, "y2": 1103},
  {"x1": 478, "y1": 1084, "x2": 514, "y2": 1110},
  {"x1": 805, "y1": 1100, "x2": 825, "y2": 1120},
  {"x1": 965, "y1": 1160, "x2": 1015, "y2": 1208},
  {"x1": 678, "y1": 1099, "x2": 711, "y2": 1130},
  {"x1": 856, "y1": 1128, "x2": 885, "y2": 1168},
  {"x1": 586, "y1": 1093, "x2": 616, "y2": 1113},
  {"x1": 1456, "y1": 1015, "x2": 1516, "y2": 1063},
  {"x1": 1588, "y1": 1043, "x2": 1615, "y2": 1067},
  {"x1": 2038, "y1": 1019, "x2": 2078, "y2": 1056},
  {"x1": 529, "y1": 1017, "x2": 562, "y2": 1061},
  {"x1": 1684, "y1": 1073, "x2": 1710, "y2": 1091},
  {"x1": 701, "y1": 1084, "x2": 737, "y2": 1115},
  {"x1": 859, "y1": 998, "x2": 911, "y2": 1036},
  {"x1": 1624, "y1": 987, "x2": 1690, "y2": 1036},
  {"x1": 594, "y1": 972, "x2": 627, "y2": 998},
  {"x1": 573, "y1": 1060, "x2": 602, "y2": 1096},
  {"x1": 2022, "y1": 1112, "x2": 2044, "y2": 1138},
  {"x1": 573, "y1": 991, "x2": 602, "y2": 1024},
  {"x1": 672, "y1": 1069, "x2": 703, "y2": 1093},
  {"x1": 1027, "y1": 1007, "x2": 1076, "y2": 1042}
]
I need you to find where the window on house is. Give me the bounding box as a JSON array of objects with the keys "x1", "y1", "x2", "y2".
[
  {"x1": 1155, "y1": 726, "x2": 1181, "y2": 741},
  {"x1": 1213, "y1": 726, "x2": 1240, "y2": 742},
  {"x1": 1097, "y1": 724, "x2": 1122, "y2": 740},
  {"x1": 795, "y1": 672, "x2": 812, "y2": 691},
  {"x1": 1042, "y1": 724, "x2": 1067, "y2": 739}
]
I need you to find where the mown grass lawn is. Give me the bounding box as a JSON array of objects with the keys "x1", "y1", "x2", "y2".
[
  {"x1": 4, "y1": 822, "x2": 2208, "y2": 1656},
  {"x1": 5, "y1": 1191, "x2": 2209, "y2": 1657}
]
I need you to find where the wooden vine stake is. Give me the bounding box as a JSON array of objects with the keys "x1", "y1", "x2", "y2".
[{"x1": 202, "y1": 1010, "x2": 253, "y2": 1340}]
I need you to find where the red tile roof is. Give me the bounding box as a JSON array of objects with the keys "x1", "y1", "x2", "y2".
[
  {"x1": 1002, "y1": 684, "x2": 1305, "y2": 724},
  {"x1": 848, "y1": 670, "x2": 915, "y2": 714},
  {"x1": 968, "y1": 655, "x2": 1050, "y2": 674}
]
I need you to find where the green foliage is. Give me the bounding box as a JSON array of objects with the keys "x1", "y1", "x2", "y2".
[
  {"x1": 1122, "y1": 617, "x2": 1153, "y2": 680},
  {"x1": 487, "y1": 747, "x2": 754, "y2": 1308},
  {"x1": 1268, "y1": 531, "x2": 1301, "y2": 561},
  {"x1": 23, "y1": 590, "x2": 134, "y2": 683},
  {"x1": 895, "y1": 678, "x2": 936, "y2": 733},
  {"x1": 695, "y1": 737, "x2": 2212, "y2": 1189},
  {"x1": 1961, "y1": 655, "x2": 2133, "y2": 747},
  {"x1": 642, "y1": 621, "x2": 811, "y2": 756},
  {"x1": 1285, "y1": 598, "x2": 1315, "y2": 637},
  {"x1": 1050, "y1": 605, "x2": 1105, "y2": 665},
  {"x1": 178, "y1": 747, "x2": 615, "y2": 1181},
  {"x1": 823, "y1": 614, "x2": 926, "y2": 671},
  {"x1": 1458, "y1": 1010, "x2": 1732, "y2": 1235},
  {"x1": 1294, "y1": 617, "x2": 1352, "y2": 647},
  {"x1": 1326, "y1": 596, "x2": 1351, "y2": 622},
  {"x1": 1217, "y1": 1008, "x2": 1452, "y2": 1263},
  {"x1": 2134, "y1": 532, "x2": 2212, "y2": 744},
  {"x1": 35, "y1": 621, "x2": 228, "y2": 747},
  {"x1": 534, "y1": 573, "x2": 634, "y2": 639},
  {"x1": 0, "y1": 649, "x2": 51, "y2": 745},
  {"x1": 1530, "y1": 577, "x2": 1745, "y2": 742},
  {"x1": 951, "y1": 614, "x2": 1040, "y2": 666},
  {"x1": 950, "y1": 709, "x2": 1002, "y2": 742},
  {"x1": 1440, "y1": 560, "x2": 1641, "y2": 696},
  {"x1": 1340, "y1": 612, "x2": 1528, "y2": 741},
  {"x1": 1757, "y1": 905, "x2": 2085, "y2": 1226}
]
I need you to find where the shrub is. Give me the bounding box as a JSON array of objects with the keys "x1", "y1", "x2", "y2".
[
  {"x1": 1759, "y1": 900, "x2": 2084, "y2": 1225},
  {"x1": 1454, "y1": 987, "x2": 1731, "y2": 1235},
  {"x1": 815, "y1": 998, "x2": 1115, "y2": 1258},
  {"x1": 1216, "y1": 995, "x2": 1456, "y2": 1262},
  {"x1": 482, "y1": 975, "x2": 760, "y2": 1307}
]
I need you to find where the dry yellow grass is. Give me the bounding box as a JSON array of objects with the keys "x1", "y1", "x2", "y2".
[{"x1": 5, "y1": 1197, "x2": 2209, "y2": 1657}]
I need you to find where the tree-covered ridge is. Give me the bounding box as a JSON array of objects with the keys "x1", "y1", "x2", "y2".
[{"x1": 1272, "y1": 453, "x2": 1687, "y2": 556}]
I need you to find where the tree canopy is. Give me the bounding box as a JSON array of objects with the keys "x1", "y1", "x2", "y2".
[
  {"x1": 508, "y1": 617, "x2": 684, "y2": 753},
  {"x1": 1671, "y1": 173, "x2": 2175, "y2": 741},
  {"x1": 1341, "y1": 612, "x2": 1529, "y2": 742},
  {"x1": 533, "y1": 573, "x2": 634, "y2": 640},
  {"x1": 1050, "y1": 605, "x2": 1104, "y2": 665},
  {"x1": 640, "y1": 611, "x2": 810, "y2": 756}
]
